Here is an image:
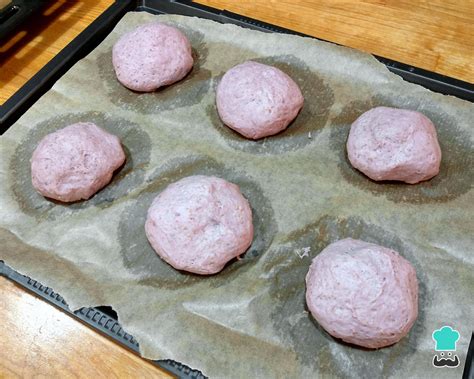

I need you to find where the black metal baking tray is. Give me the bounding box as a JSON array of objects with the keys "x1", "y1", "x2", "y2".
[
  {"x1": 1, "y1": 0, "x2": 473, "y2": 377},
  {"x1": 0, "y1": 0, "x2": 473, "y2": 133},
  {"x1": 465, "y1": 333, "x2": 474, "y2": 379},
  {"x1": 0, "y1": 0, "x2": 50, "y2": 40}
]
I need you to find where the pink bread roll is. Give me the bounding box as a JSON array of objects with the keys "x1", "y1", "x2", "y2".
[
  {"x1": 306, "y1": 238, "x2": 418, "y2": 349},
  {"x1": 145, "y1": 175, "x2": 254, "y2": 275},
  {"x1": 112, "y1": 22, "x2": 194, "y2": 92},
  {"x1": 216, "y1": 61, "x2": 304, "y2": 139},
  {"x1": 31, "y1": 122, "x2": 125, "y2": 202},
  {"x1": 347, "y1": 106, "x2": 441, "y2": 184}
]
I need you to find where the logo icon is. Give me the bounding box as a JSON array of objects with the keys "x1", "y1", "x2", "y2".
[{"x1": 432, "y1": 326, "x2": 460, "y2": 368}]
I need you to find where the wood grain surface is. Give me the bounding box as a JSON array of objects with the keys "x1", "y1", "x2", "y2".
[
  {"x1": 0, "y1": 0, "x2": 115, "y2": 105},
  {"x1": 1, "y1": 1, "x2": 473, "y2": 378},
  {"x1": 0, "y1": 277, "x2": 171, "y2": 378},
  {"x1": 195, "y1": 0, "x2": 474, "y2": 83}
]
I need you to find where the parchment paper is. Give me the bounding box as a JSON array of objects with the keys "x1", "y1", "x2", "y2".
[{"x1": 1, "y1": 12, "x2": 473, "y2": 378}]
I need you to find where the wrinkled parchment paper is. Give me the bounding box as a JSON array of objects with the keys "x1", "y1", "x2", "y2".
[{"x1": 1, "y1": 12, "x2": 473, "y2": 378}]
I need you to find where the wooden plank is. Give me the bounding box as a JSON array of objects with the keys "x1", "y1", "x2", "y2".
[
  {"x1": 0, "y1": 277, "x2": 171, "y2": 378},
  {"x1": 194, "y1": 0, "x2": 474, "y2": 83}
]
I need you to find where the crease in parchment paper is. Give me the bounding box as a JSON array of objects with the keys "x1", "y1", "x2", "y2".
[{"x1": 1, "y1": 12, "x2": 473, "y2": 379}]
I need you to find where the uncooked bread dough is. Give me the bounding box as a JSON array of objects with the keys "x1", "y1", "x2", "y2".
[
  {"x1": 145, "y1": 175, "x2": 254, "y2": 275},
  {"x1": 347, "y1": 106, "x2": 441, "y2": 184},
  {"x1": 112, "y1": 22, "x2": 194, "y2": 92},
  {"x1": 216, "y1": 61, "x2": 304, "y2": 139},
  {"x1": 305, "y1": 238, "x2": 418, "y2": 349},
  {"x1": 31, "y1": 122, "x2": 125, "y2": 202}
]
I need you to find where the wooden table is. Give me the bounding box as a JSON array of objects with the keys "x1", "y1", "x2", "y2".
[{"x1": 1, "y1": 1, "x2": 472, "y2": 377}]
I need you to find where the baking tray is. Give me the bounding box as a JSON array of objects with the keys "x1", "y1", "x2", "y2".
[{"x1": 1, "y1": 0, "x2": 473, "y2": 377}]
